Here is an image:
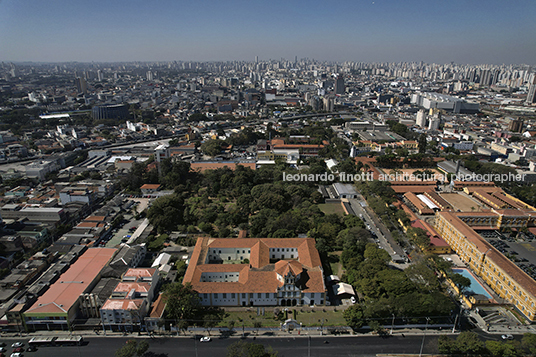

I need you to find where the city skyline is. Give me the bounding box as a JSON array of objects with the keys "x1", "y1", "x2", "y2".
[{"x1": 1, "y1": 0, "x2": 535, "y2": 65}]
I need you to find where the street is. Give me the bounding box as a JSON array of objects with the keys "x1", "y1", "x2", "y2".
[{"x1": 0, "y1": 335, "x2": 444, "y2": 357}]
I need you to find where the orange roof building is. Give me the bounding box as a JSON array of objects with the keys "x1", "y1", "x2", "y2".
[
  {"x1": 23, "y1": 248, "x2": 117, "y2": 330},
  {"x1": 190, "y1": 161, "x2": 256, "y2": 172},
  {"x1": 183, "y1": 237, "x2": 326, "y2": 307},
  {"x1": 435, "y1": 210, "x2": 536, "y2": 321}
]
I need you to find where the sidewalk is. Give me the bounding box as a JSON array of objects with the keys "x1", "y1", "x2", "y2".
[{"x1": 2, "y1": 326, "x2": 463, "y2": 340}]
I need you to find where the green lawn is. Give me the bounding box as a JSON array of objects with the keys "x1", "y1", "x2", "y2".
[
  {"x1": 318, "y1": 202, "x2": 346, "y2": 216},
  {"x1": 220, "y1": 309, "x2": 346, "y2": 328}
]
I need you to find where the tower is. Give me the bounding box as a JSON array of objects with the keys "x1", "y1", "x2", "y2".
[
  {"x1": 334, "y1": 75, "x2": 345, "y2": 95},
  {"x1": 75, "y1": 77, "x2": 87, "y2": 94},
  {"x1": 416, "y1": 109, "x2": 427, "y2": 128}
]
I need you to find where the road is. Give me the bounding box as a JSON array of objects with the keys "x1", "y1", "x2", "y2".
[
  {"x1": 347, "y1": 195, "x2": 406, "y2": 261},
  {"x1": 0, "y1": 335, "x2": 444, "y2": 357}
]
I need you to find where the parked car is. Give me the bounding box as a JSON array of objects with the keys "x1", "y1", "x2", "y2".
[
  {"x1": 11, "y1": 353, "x2": 23, "y2": 357},
  {"x1": 200, "y1": 337, "x2": 211, "y2": 342},
  {"x1": 10, "y1": 343, "x2": 23, "y2": 348},
  {"x1": 501, "y1": 334, "x2": 514, "y2": 340}
]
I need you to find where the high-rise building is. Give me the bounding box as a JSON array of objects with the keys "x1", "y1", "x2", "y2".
[
  {"x1": 508, "y1": 118, "x2": 524, "y2": 133},
  {"x1": 334, "y1": 75, "x2": 345, "y2": 95},
  {"x1": 428, "y1": 117, "x2": 440, "y2": 131},
  {"x1": 97, "y1": 70, "x2": 104, "y2": 81},
  {"x1": 416, "y1": 109, "x2": 427, "y2": 128},
  {"x1": 323, "y1": 96, "x2": 334, "y2": 112},
  {"x1": 146, "y1": 71, "x2": 153, "y2": 81},
  {"x1": 75, "y1": 77, "x2": 87, "y2": 94},
  {"x1": 527, "y1": 78, "x2": 536, "y2": 104}
]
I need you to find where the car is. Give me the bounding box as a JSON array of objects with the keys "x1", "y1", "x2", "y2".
[
  {"x1": 26, "y1": 346, "x2": 37, "y2": 352},
  {"x1": 10, "y1": 343, "x2": 23, "y2": 348},
  {"x1": 10, "y1": 353, "x2": 23, "y2": 357},
  {"x1": 502, "y1": 334, "x2": 514, "y2": 340},
  {"x1": 0, "y1": 348, "x2": 5, "y2": 353},
  {"x1": 350, "y1": 296, "x2": 357, "y2": 304},
  {"x1": 12, "y1": 348, "x2": 23, "y2": 353},
  {"x1": 200, "y1": 336, "x2": 211, "y2": 342}
]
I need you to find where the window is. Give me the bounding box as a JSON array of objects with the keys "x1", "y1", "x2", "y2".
[
  {"x1": 228, "y1": 256, "x2": 231, "y2": 260},
  {"x1": 311, "y1": 293, "x2": 315, "y2": 298},
  {"x1": 277, "y1": 248, "x2": 280, "y2": 252},
  {"x1": 291, "y1": 255, "x2": 294, "y2": 258},
  {"x1": 248, "y1": 250, "x2": 250, "y2": 253},
  {"x1": 231, "y1": 293, "x2": 235, "y2": 298},
  {"x1": 223, "y1": 293, "x2": 227, "y2": 298},
  {"x1": 258, "y1": 293, "x2": 261, "y2": 298},
  {"x1": 203, "y1": 293, "x2": 208, "y2": 299},
  {"x1": 219, "y1": 250, "x2": 221, "y2": 253},
  {"x1": 272, "y1": 255, "x2": 275, "y2": 258},
  {"x1": 266, "y1": 293, "x2": 270, "y2": 298},
  {"x1": 242, "y1": 293, "x2": 246, "y2": 298},
  {"x1": 214, "y1": 293, "x2": 218, "y2": 299}
]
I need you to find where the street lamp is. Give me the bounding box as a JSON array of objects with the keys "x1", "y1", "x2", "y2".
[
  {"x1": 390, "y1": 314, "x2": 395, "y2": 335},
  {"x1": 419, "y1": 317, "x2": 430, "y2": 357}
]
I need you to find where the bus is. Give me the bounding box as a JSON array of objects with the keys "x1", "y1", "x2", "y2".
[
  {"x1": 55, "y1": 335, "x2": 84, "y2": 346},
  {"x1": 28, "y1": 337, "x2": 56, "y2": 347}
]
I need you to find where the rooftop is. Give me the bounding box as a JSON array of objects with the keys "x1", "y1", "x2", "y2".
[{"x1": 25, "y1": 248, "x2": 116, "y2": 315}]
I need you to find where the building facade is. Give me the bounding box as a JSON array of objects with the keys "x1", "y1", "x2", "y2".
[{"x1": 183, "y1": 238, "x2": 326, "y2": 307}]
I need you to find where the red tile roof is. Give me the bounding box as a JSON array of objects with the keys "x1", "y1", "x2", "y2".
[
  {"x1": 184, "y1": 237, "x2": 325, "y2": 295},
  {"x1": 25, "y1": 248, "x2": 116, "y2": 315}
]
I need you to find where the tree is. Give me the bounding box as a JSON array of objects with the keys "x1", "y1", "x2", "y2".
[
  {"x1": 201, "y1": 139, "x2": 226, "y2": 157},
  {"x1": 253, "y1": 320, "x2": 262, "y2": 335},
  {"x1": 522, "y1": 333, "x2": 536, "y2": 355},
  {"x1": 163, "y1": 283, "x2": 200, "y2": 332},
  {"x1": 455, "y1": 331, "x2": 485, "y2": 355},
  {"x1": 418, "y1": 133, "x2": 427, "y2": 154},
  {"x1": 147, "y1": 194, "x2": 185, "y2": 233},
  {"x1": 226, "y1": 340, "x2": 278, "y2": 357},
  {"x1": 115, "y1": 339, "x2": 149, "y2": 357},
  {"x1": 449, "y1": 273, "x2": 471, "y2": 296},
  {"x1": 343, "y1": 304, "x2": 366, "y2": 330},
  {"x1": 203, "y1": 310, "x2": 225, "y2": 335}
]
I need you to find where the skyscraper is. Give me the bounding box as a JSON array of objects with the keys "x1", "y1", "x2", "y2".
[
  {"x1": 527, "y1": 77, "x2": 536, "y2": 105},
  {"x1": 416, "y1": 109, "x2": 427, "y2": 128},
  {"x1": 75, "y1": 77, "x2": 87, "y2": 94},
  {"x1": 334, "y1": 75, "x2": 345, "y2": 95}
]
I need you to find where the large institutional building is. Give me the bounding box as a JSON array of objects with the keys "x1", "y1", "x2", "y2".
[
  {"x1": 432, "y1": 187, "x2": 536, "y2": 322},
  {"x1": 183, "y1": 237, "x2": 326, "y2": 307}
]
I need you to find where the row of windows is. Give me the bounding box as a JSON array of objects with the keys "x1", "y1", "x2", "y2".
[
  {"x1": 211, "y1": 249, "x2": 251, "y2": 254},
  {"x1": 270, "y1": 248, "x2": 297, "y2": 252},
  {"x1": 203, "y1": 292, "x2": 276, "y2": 299}
]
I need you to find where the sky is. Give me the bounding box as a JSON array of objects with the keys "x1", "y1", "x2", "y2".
[{"x1": 0, "y1": 0, "x2": 535, "y2": 65}]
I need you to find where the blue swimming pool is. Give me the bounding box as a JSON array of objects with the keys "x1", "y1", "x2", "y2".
[{"x1": 452, "y1": 268, "x2": 493, "y2": 299}]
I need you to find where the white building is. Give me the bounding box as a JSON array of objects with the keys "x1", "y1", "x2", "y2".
[{"x1": 184, "y1": 238, "x2": 326, "y2": 307}]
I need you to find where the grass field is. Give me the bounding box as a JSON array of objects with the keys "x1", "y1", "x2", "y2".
[
  {"x1": 220, "y1": 309, "x2": 346, "y2": 328},
  {"x1": 318, "y1": 202, "x2": 346, "y2": 216}
]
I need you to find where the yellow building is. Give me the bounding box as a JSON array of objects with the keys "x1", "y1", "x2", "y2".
[{"x1": 435, "y1": 211, "x2": 536, "y2": 322}]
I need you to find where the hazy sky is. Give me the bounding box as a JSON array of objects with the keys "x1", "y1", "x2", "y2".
[{"x1": 1, "y1": 0, "x2": 535, "y2": 64}]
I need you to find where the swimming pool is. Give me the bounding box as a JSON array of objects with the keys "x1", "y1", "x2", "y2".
[{"x1": 452, "y1": 268, "x2": 493, "y2": 299}]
